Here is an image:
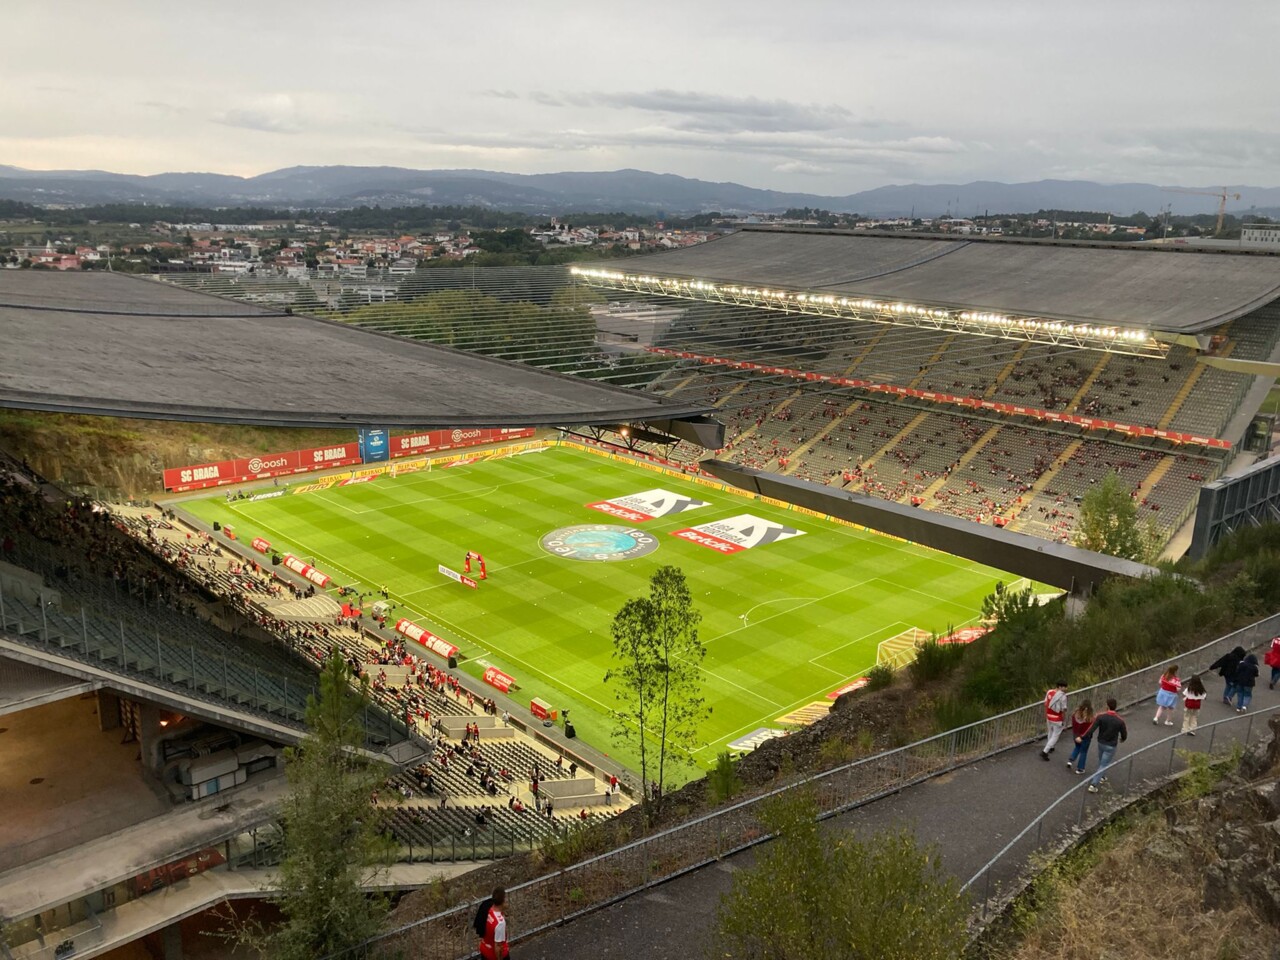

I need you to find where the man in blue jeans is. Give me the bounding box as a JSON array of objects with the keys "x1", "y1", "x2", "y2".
[{"x1": 1077, "y1": 697, "x2": 1128, "y2": 793}]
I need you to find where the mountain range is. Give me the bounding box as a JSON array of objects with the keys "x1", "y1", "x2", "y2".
[{"x1": 2, "y1": 164, "x2": 1278, "y2": 219}]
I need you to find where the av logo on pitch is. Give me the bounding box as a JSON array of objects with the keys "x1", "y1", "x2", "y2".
[
  {"x1": 586, "y1": 488, "x2": 709, "y2": 523},
  {"x1": 671, "y1": 514, "x2": 805, "y2": 554},
  {"x1": 540, "y1": 524, "x2": 659, "y2": 563}
]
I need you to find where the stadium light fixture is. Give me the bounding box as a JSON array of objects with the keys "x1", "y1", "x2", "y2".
[{"x1": 570, "y1": 266, "x2": 1166, "y2": 357}]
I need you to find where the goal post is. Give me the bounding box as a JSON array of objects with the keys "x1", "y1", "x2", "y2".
[{"x1": 875, "y1": 627, "x2": 932, "y2": 669}]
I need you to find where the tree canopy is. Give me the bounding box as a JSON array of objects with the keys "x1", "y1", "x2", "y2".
[
  {"x1": 606, "y1": 565, "x2": 707, "y2": 812},
  {"x1": 1072, "y1": 470, "x2": 1160, "y2": 562}
]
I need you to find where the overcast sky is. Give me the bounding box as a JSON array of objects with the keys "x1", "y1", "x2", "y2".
[{"x1": 3, "y1": 0, "x2": 1276, "y2": 192}]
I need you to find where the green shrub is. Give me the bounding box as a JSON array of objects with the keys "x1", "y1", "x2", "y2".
[
  {"x1": 865, "y1": 662, "x2": 894, "y2": 691},
  {"x1": 907, "y1": 637, "x2": 966, "y2": 686},
  {"x1": 708, "y1": 749, "x2": 742, "y2": 804},
  {"x1": 932, "y1": 694, "x2": 987, "y2": 731}
]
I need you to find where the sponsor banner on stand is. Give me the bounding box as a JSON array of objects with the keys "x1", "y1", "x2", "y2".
[
  {"x1": 586, "y1": 488, "x2": 710, "y2": 523},
  {"x1": 728, "y1": 727, "x2": 790, "y2": 752},
  {"x1": 827, "y1": 677, "x2": 870, "y2": 700},
  {"x1": 302, "y1": 443, "x2": 361, "y2": 470},
  {"x1": 671, "y1": 514, "x2": 806, "y2": 554},
  {"x1": 393, "y1": 618, "x2": 458, "y2": 660},
  {"x1": 250, "y1": 537, "x2": 271, "y2": 553},
  {"x1": 438, "y1": 564, "x2": 479, "y2": 589},
  {"x1": 775, "y1": 701, "x2": 832, "y2": 727},
  {"x1": 938, "y1": 626, "x2": 990, "y2": 645},
  {"x1": 163, "y1": 442, "x2": 362, "y2": 492},
  {"x1": 359, "y1": 428, "x2": 389, "y2": 464},
  {"x1": 390, "y1": 427, "x2": 536, "y2": 459},
  {"x1": 483, "y1": 666, "x2": 516, "y2": 693}
]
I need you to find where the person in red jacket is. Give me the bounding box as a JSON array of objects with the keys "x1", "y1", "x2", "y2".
[
  {"x1": 1265, "y1": 637, "x2": 1280, "y2": 690},
  {"x1": 1153, "y1": 664, "x2": 1181, "y2": 726},
  {"x1": 1040, "y1": 681, "x2": 1069, "y2": 761},
  {"x1": 479, "y1": 887, "x2": 509, "y2": 960},
  {"x1": 1066, "y1": 700, "x2": 1095, "y2": 774}
]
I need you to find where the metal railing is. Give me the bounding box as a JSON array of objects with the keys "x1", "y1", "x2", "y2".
[
  {"x1": 962, "y1": 703, "x2": 1280, "y2": 918},
  {"x1": 336, "y1": 611, "x2": 1280, "y2": 960}
]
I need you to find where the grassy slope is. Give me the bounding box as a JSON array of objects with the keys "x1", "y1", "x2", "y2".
[{"x1": 183, "y1": 446, "x2": 1011, "y2": 777}]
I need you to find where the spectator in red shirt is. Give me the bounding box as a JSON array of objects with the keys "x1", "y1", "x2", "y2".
[{"x1": 479, "y1": 887, "x2": 509, "y2": 960}]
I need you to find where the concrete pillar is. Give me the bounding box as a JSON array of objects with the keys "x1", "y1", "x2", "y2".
[
  {"x1": 96, "y1": 689, "x2": 121, "y2": 732},
  {"x1": 137, "y1": 701, "x2": 166, "y2": 776},
  {"x1": 161, "y1": 920, "x2": 184, "y2": 960}
]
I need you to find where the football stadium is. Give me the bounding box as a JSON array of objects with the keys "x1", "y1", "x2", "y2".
[
  {"x1": 178, "y1": 441, "x2": 1017, "y2": 772},
  {"x1": 6, "y1": 228, "x2": 1280, "y2": 958}
]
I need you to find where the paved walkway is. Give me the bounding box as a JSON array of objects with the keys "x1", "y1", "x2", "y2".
[{"x1": 517, "y1": 685, "x2": 1279, "y2": 960}]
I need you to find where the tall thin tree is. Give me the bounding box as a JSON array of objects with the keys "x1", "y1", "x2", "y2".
[
  {"x1": 606, "y1": 565, "x2": 707, "y2": 813},
  {"x1": 648, "y1": 565, "x2": 706, "y2": 801},
  {"x1": 253, "y1": 650, "x2": 396, "y2": 960},
  {"x1": 607, "y1": 596, "x2": 659, "y2": 815}
]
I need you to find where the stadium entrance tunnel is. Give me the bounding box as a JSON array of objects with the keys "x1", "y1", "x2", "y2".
[{"x1": 699, "y1": 460, "x2": 1160, "y2": 594}]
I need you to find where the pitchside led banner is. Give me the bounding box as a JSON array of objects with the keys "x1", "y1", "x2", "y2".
[{"x1": 359, "y1": 428, "x2": 389, "y2": 464}]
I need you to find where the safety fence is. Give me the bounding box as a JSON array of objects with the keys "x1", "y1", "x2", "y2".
[
  {"x1": 963, "y1": 703, "x2": 1280, "y2": 919},
  {"x1": 329, "y1": 611, "x2": 1280, "y2": 960}
]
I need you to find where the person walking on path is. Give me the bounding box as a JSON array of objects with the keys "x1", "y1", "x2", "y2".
[
  {"x1": 1079, "y1": 697, "x2": 1127, "y2": 793},
  {"x1": 1067, "y1": 700, "x2": 1095, "y2": 774},
  {"x1": 1208, "y1": 645, "x2": 1247, "y2": 704},
  {"x1": 1041, "y1": 680, "x2": 1069, "y2": 761},
  {"x1": 477, "y1": 887, "x2": 510, "y2": 960},
  {"x1": 1181, "y1": 675, "x2": 1207, "y2": 735},
  {"x1": 1153, "y1": 665, "x2": 1181, "y2": 726},
  {"x1": 1264, "y1": 636, "x2": 1280, "y2": 690},
  {"x1": 1232, "y1": 654, "x2": 1260, "y2": 712}
]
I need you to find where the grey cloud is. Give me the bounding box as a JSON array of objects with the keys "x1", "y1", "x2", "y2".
[
  {"x1": 574, "y1": 89, "x2": 856, "y2": 134},
  {"x1": 528, "y1": 91, "x2": 564, "y2": 108},
  {"x1": 211, "y1": 95, "x2": 301, "y2": 134},
  {"x1": 480, "y1": 89, "x2": 519, "y2": 99},
  {"x1": 774, "y1": 160, "x2": 834, "y2": 176}
]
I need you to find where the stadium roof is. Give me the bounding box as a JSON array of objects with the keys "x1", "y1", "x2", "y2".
[
  {"x1": 0, "y1": 272, "x2": 711, "y2": 429},
  {"x1": 613, "y1": 227, "x2": 1280, "y2": 335}
]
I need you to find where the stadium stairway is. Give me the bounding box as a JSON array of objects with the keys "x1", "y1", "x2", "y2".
[
  {"x1": 915, "y1": 422, "x2": 1004, "y2": 501},
  {"x1": 1158, "y1": 342, "x2": 1231, "y2": 430},
  {"x1": 907, "y1": 334, "x2": 957, "y2": 389},
  {"x1": 839, "y1": 326, "x2": 891, "y2": 376},
  {"x1": 728, "y1": 388, "x2": 805, "y2": 463},
  {"x1": 983, "y1": 342, "x2": 1033, "y2": 397},
  {"x1": 777, "y1": 396, "x2": 866, "y2": 476},
  {"x1": 1134, "y1": 453, "x2": 1178, "y2": 502},
  {"x1": 1066, "y1": 351, "x2": 1113, "y2": 412},
  {"x1": 1004, "y1": 438, "x2": 1085, "y2": 530},
  {"x1": 849, "y1": 410, "x2": 932, "y2": 474}
]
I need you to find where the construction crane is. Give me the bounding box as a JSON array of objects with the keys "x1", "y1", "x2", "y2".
[{"x1": 1163, "y1": 186, "x2": 1243, "y2": 237}]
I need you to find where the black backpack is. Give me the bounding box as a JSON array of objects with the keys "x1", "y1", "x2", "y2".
[{"x1": 473, "y1": 897, "x2": 493, "y2": 938}]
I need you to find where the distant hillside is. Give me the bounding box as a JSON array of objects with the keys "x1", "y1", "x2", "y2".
[{"x1": 1, "y1": 163, "x2": 1277, "y2": 218}]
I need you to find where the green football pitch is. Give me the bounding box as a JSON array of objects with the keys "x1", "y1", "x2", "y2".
[{"x1": 181, "y1": 444, "x2": 1017, "y2": 779}]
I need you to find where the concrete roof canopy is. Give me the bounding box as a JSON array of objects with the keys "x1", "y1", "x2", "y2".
[
  {"x1": 0, "y1": 272, "x2": 710, "y2": 428},
  {"x1": 629, "y1": 228, "x2": 1280, "y2": 333}
]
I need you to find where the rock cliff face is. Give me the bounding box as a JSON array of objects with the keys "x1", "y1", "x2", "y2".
[{"x1": 1196, "y1": 715, "x2": 1280, "y2": 925}]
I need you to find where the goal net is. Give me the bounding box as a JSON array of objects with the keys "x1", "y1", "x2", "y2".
[{"x1": 875, "y1": 627, "x2": 932, "y2": 669}]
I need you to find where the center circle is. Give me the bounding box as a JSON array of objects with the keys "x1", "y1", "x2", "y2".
[{"x1": 540, "y1": 524, "x2": 659, "y2": 563}]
